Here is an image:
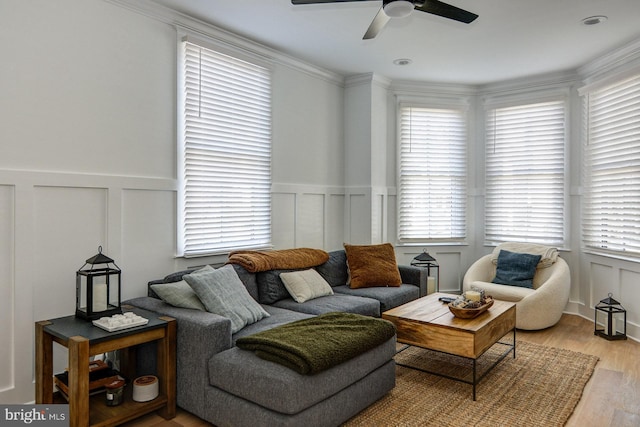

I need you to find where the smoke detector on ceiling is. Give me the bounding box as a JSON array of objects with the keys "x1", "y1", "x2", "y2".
[
  {"x1": 582, "y1": 16, "x2": 608, "y2": 26},
  {"x1": 393, "y1": 58, "x2": 413, "y2": 66}
]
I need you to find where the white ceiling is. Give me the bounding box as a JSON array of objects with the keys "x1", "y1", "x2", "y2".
[{"x1": 150, "y1": 0, "x2": 640, "y2": 85}]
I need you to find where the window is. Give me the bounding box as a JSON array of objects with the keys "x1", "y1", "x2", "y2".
[
  {"x1": 484, "y1": 99, "x2": 566, "y2": 245},
  {"x1": 583, "y1": 73, "x2": 640, "y2": 257},
  {"x1": 178, "y1": 38, "x2": 272, "y2": 257},
  {"x1": 398, "y1": 106, "x2": 467, "y2": 242}
]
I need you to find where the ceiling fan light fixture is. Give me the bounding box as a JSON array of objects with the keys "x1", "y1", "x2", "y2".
[{"x1": 383, "y1": 0, "x2": 414, "y2": 19}]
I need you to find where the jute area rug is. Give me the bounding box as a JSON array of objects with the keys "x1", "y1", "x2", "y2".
[{"x1": 343, "y1": 340, "x2": 599, "y2": 427}]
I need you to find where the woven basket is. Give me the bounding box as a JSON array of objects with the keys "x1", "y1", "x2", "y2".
[{"x1": 448, "y1": 299, "x2": 494, "y2": 319}]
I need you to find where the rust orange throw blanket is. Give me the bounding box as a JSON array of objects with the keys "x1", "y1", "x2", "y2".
[{"x1": 227, "y1": 248, "x2": 329, "y2": 273}]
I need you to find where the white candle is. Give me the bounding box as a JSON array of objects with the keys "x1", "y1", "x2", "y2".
[
  {"x1": 93, "y1": 283, "x2": 108, "y2": 312},
  {"x1": 427, "y1": 277, "x2": 436, "y2": 294},
  {"x1": 465, "y1": 290, "x2": 481, "y2": 302}
]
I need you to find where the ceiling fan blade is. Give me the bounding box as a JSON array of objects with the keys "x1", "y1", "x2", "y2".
[
  {"x1": 415, "y1": 0, "x2": 478, "y2": 24},
  {"x1": 363, "y1": 6, "x2": 390, "y2": 39},
  {"x1": 291, "y1": 0, "x2": 373, "y2": 4}
]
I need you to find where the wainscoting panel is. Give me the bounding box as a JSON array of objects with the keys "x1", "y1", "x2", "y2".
[
  {"x1": 583, "y1": 259, "x2": 639, "y2": 340},
  {"x1": 348, "y1": 193, "x2": 370, "y2": 245},
  {"x1": 396, "y1": 247, "x2": 466, "y2": 294},
  {"x1": 620, "y1": 268, "x2": 640, "y2": 326},
  {"x1": 121, "y1": 189, "x2": 177, "y2": 299},
  {"x1": 386, "y1": 194, "x2": 397, "y2": 247},
  {"x1": 436, "y1": 251, "x2": 464, "y2": 294},
  {"x1": 271, "y1": 187, "x2": 350, "y2": 251},
  {"x1": 589, "y1": 262, "x2": 615, "y2": 307},
  {"x1": 0, "y1": 185, "x2": 14, "y2": 393},
  {"x1": 31, "y1": 186, "x2": 109, "y2": 385},
  {"x1": 296, "y1": 193, "x2": 325, "y2": 248},
  {"x1": 0, "y1": 172, "x2": 179, "y2": 404},
  {"x1": 272, "y1": 192, "x2": 296, "y2": 249},
  {"x1": 33, "y1": 186, "x2": 108, "y2": 321},
  {"x1": 326, "y1": 194, "x2": 345, "y2": 251},
  {"x1": 371, "y1": 193, "x2": 384, "y2": 244}
]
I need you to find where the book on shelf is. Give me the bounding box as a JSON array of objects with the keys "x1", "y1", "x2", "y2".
[{"x1": 54, "y1": 359, "x2": 122, "y2": 396}]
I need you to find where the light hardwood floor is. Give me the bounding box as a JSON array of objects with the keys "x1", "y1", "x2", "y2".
[{"x1": 122, "y1": 313, "x2": 640, "y2": 427}]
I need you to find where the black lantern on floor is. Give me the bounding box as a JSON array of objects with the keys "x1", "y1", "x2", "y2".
[
  {"x1": 76, "y1": 246, "x2": 122, "y2": 320},
  {"x1": 411, "y1": 250, "x2": 439, "y2": 295},
  {"x1": 594, "y1": 293, "x2": 627, "y2": 341}
]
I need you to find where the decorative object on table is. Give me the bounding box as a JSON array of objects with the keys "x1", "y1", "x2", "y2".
[
  {"x1": 132, "y1": 375, "x2": 159, "y2": 402},
  {"x1": 105, "y1": 378, "x2": 125, "y2": 406},
  {"x1": 76, "y1": 246, "x2": 122, "y2": 320},
  {"x1": 594, "y1": 293, "x2": 627, "y2": 340},
  {"x1": 92, "y1": 312, "x2": 149, "y2": 332},
  {"x1": 411, "y1": 249, "x2": 439, "y2": 294},
  {"x1": 448, "y1": 288, "x2": 494, "y2": 319}
]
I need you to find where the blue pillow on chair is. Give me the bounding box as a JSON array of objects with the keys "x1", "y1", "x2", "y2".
[{"x1": 492, "y1": 249, "x2": 542, "y2": 289}]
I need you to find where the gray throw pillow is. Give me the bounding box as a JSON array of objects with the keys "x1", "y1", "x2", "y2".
[
  {"x1": 184, "y1": 265, "x2": 270, "y2": 333},
  {"x1": 150, "y1": 280, "x2": 205, "y2": 311},
  {"x1": 492, "y1": 249, "x2": 542, "y2": 289},
  {"x1": 256, "y1": 269, "x2": 296, "y2": 304},
  {"x1": 314, "y1": 250, "x2": 349, "y2": 287}
]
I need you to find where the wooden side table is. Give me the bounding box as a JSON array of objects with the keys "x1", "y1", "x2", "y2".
[{"x1": 35, "y1": 306, "x2": 176, "y2": 427}]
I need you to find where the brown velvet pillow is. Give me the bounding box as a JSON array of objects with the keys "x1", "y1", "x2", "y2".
[{"x1": 344, "y1": 243, "x2": 402, "y2": 289}]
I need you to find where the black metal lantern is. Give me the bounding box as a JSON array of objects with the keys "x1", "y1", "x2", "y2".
[
  {"x1": 411, "y1": 250, "x2": 439, "y2": 295},
  {"x1": 75, "y1": 246, "x2": 122, "y2": 320},
  {"x1": 594, "y1": 293, "x2": 627, "y2": 341}
]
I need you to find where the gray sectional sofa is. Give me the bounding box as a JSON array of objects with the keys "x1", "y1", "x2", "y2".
[{"x1": 125, "y1": 249, "x2": 425, "y2": 427}]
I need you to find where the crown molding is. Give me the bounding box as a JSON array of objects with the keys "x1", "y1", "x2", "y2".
[
  {"x1": 578, "y1": 36, "x2": 640, "y2": 84},
  {"x1": 344, "y1": 73, "x2": 391, "y2": 89},
  {"x1": 390, "y1": 79, "x2": 476, "y2": 97},
  {"x1": 476, "y1": 69, "x2": 578, "y2": 97},
  {"x1": 103, "y1": 0, "x2": 345, "y2": 86}
]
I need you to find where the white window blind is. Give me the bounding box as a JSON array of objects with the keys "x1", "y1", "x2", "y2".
[
  {"x1": 398, "y1": 106, "x2": 467, "y2": 242},
  {"x1": 485, "y1": 100, "x2": 566, "y2": 245},
  {"x1": 583, "y1": 73, "x2": 640, "y2": 256},
  {"x1": 179, "y1": 40, "x2": 272, "y2": 257}
]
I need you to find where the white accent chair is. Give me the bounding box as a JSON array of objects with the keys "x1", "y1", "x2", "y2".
[{"x1": 462, "y1": 243, "x2": 570, "y2": 330}]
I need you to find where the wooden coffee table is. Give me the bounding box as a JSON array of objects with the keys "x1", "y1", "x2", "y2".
[{"x1": 382, "y1": 292, "x2": 516, "y2": 400}]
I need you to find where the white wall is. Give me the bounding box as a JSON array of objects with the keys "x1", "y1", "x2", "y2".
[
  {"x1": 0, "y1": 0, "x2": 178, "y2": 404},
  {"x1": 270, "y1": 64, "x2": 346, "y2": 251},
  {"x1": 0, "y1": 0, "x2": 347, "y2": 404}
]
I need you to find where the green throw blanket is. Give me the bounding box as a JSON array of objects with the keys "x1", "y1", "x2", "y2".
[{"x1": 235, "y1": 312, "x2": 396, "y2": 375}]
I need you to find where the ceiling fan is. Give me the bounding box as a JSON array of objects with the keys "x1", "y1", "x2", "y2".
[{"x1": 291, "y1": 0, "x2": 478, "y2": 40}]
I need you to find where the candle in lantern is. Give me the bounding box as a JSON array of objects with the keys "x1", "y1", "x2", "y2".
[
  {"x1": 93, "y1": 282, "x2": 108, "y2": 312},
  {"x1": 427, "y1": 277, "x2": 436, "y2": 294}
]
